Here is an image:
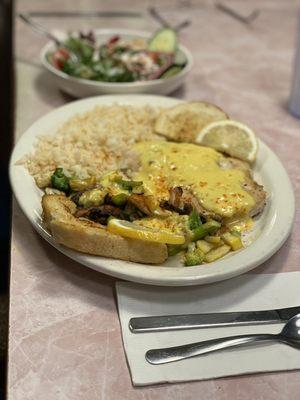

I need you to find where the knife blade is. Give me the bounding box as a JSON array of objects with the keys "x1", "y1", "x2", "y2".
[
  {"x1": 26, "y1": 11, "x2": 143, "y2": 18},
  {"x1": 129, "y1": 306, "x2": 300, "y2": 333}
]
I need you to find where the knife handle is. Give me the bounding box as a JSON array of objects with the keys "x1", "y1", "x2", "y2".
[{"x1": 129, "y1": 314, "x2": 206, "y2": 332}]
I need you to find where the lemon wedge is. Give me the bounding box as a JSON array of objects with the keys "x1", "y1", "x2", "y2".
[
  {"x1": 107, "y1": 219, "x2": 185, "y2": 245},
  {"x1": 196, "y1": 120, "x2": 258, "y2": 162}
]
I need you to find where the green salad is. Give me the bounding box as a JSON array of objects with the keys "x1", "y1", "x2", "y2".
[{"x1": 46, "y1": 28, "x2": 187, "y2": 83}]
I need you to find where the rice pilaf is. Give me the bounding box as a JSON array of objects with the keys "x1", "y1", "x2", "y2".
[{"x1": 20, "y1": 104, "x2": 162, "y2": 187}]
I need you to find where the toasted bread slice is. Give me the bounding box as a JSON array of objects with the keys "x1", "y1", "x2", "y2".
[
  {"x1": 42, "y1": 195, "x2": 168, "y2": 264},
  {"x1": 155, "y1": 102, "x2": 228, "y2": 142}
]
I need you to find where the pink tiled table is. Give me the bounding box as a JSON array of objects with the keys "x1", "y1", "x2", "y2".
[{"x1": 9, "y1": 1, "x2": 300, "y2": 399}]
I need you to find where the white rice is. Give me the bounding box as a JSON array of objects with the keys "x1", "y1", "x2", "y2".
[{"x1": 20, "y1": 103, "x2": 163, "y2": 187}]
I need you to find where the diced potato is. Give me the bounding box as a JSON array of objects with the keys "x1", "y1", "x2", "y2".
[
  {"x1": 204, "y1": 245, "x2": 231, "y2": 263},
  {"x1": 221, "y1": 232, "x2": 243, "y2": 251},
  {"x1": 205, "y1": 235, "x2": 222, "y2": 244},
  {"x1": 196, "y1": 240, "x2": 214, "y2": 254}
]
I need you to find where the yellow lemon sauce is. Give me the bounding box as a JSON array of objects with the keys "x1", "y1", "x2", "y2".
[
  {"x1": 133, "y1": 141, "x2": 255, "y2": 219},
  {"x1": 135, "y1": 214, "x2": 189, "y2": 235}
]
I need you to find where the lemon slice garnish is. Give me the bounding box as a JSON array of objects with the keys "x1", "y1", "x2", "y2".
[
  {"x1": 196, "y1": 120, "x2": 258, "y2": 162},
  {"x1": 107, "y1": 219, "x2": 185, "y2": 245}
]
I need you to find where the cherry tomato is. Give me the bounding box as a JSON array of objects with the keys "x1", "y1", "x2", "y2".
[
  {"x1": 52, "y1": 48, "x2": 70, "y2": 70},
  {"x1": 148, "y1": 51, "x2": 159, "y2": 63},
  {"x1": 108, "y1": 35, "x2": 120, "y2": 45}
]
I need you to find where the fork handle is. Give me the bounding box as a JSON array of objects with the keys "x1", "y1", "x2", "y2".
[
  {"x1": 19, "y1": 13, "x2": 61, "y2": 46},
  {"x1": 146, "y1": 333, "x2": 279, "y2": 364}
]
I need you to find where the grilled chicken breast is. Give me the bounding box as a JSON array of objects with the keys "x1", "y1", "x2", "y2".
[
  {"x1": 171, "y1": 156, "x2": 266, "y2": 222},
  {"x1": 219, "y1": 157, "x2": 267, "y2": 218}
]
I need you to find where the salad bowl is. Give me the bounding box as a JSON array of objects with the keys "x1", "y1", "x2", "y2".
[{"x1": 40, "y1": 28, "x2": 193, "y2": 98}]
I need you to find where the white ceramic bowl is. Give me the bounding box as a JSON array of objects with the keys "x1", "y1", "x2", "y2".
[{"x1": 40, "y1": 29, "x2": 193, "y2": 98}]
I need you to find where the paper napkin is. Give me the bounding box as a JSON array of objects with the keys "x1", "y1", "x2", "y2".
[{"x1": 116, "y1": 272, "x2": 300, "y2": 386}]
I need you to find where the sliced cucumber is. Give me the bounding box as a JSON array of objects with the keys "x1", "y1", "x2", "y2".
[
  {"x1": 160, "y1": 65, "x2": 182, "y2": 79},
  {"x1": 148, "y1": 28, "x2": 177, "y2": 53},
  {"x1": 174, "y1": 50, "x2": 187, "y2": 66}
]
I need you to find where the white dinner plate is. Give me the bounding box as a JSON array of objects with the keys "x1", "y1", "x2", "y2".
[{"x1": 9, "y1": 95, "x2": 295, "y2": 286}]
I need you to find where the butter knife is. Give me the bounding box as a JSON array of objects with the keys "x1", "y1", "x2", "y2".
[
  {"x1": 129, "y1": 306, "x2": 300, "y2": 333},
  {"x1": 26, "y1": 11, "x2": 143, "y2": 18}
]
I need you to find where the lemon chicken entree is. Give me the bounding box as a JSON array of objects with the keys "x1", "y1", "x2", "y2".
[{"x1": 22, "y1": 101, "x2": 266, "y2": 265}]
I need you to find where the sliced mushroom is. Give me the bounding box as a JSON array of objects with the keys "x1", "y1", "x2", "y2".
[
  {"x1": 160, "y1": 199, "x2": 191, "y2": 215},
  {"x1": 127, "y1": 194, "x2": 154, "y2": 215},
  {"x1": 70, "y1": 191, "x2": 82, "y2": 206},
  {"x1": 169, "y1": 186, "x2": 183, "y2": 209},
  {"x1": 181, "y1": 190, "x2": 222, "y2": 222},
  {"x1": 160, "y1": 186, "x2": 190, "y2": 215},
  {"x1": 160, "y1": 186, "x2": 222, "y2": 221},
  {"x1": 75, "y1": 205, "x2": 126, "y2": 225}
]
